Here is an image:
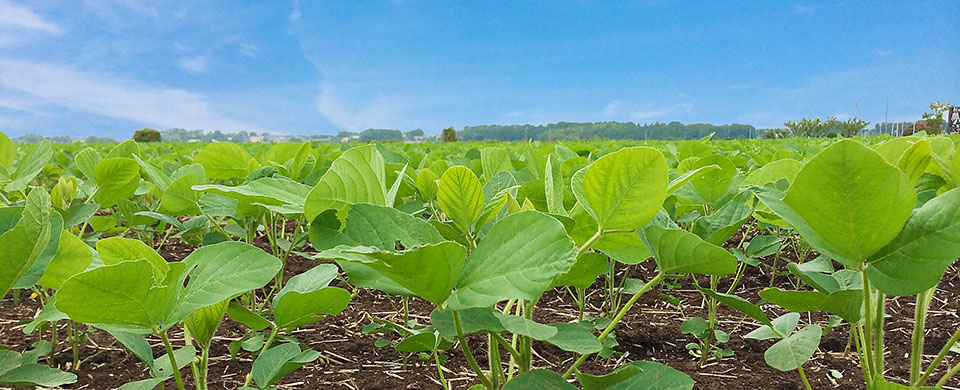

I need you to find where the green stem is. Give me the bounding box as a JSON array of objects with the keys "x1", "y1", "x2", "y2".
[
  {"x1": 861, "y1": 272, "x2": 877, "y2": 380},
  {"x1": 490, "y1": 332, "x2": 523, "y2": 363},
  {"x1": 201, "y1": 210, "x2": 232, "y2": 240},
  {"x1": 520, "y1": 299, "x2": 535, "y2": 373},
  {"x1": 798, "y1": 366, "x2": 812, "y2": 390},
  {"x1": 243, "y1": 328, "x2": 280, "y2": 388},
  {"x1": 158, "y1": 329, "x2": 185, "y2": 390},
  {"x1": 935, "y1": 361, "x2": 960, "y2": 388},
  {"x1": 433, "y1": 349, "x2": 449, "y2": 390},
  {"x1": 917, "y1": 326, "x2": 960, "y2": 386},
  {"x1": 910, "y1": 287, "x2": 935, "y2": 385},
  {"x1": 576, "y1": 228, "x2": 604, "y2": 259},
  {"x1": 488, "y1": 334, "x2": 501, "y2": 388},
  {"x1": 562, "y1": 272, "x2": 665, "y2": 379},
  {"x1": 453, "y1": 311, "x2": 493, "y2": 389}
]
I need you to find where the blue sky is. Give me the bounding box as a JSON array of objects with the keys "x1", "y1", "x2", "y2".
[{"x1": 0, "y1": 1, "x2": 957, "y2": 138}]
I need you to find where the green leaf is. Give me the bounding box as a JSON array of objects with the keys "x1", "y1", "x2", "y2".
[
  {"x1": 132, "y1": 154, "x2": 172, "y2": 191},
  {"x1": 0, "y1": 131, "x2": 13, "y2": 170},
  {"x1": 310, "y1": 203, "x2": 444, "y2": 251},
  {"x1": 56, "y1": 260, "x2": 168, "y2": 330},
  {"x1": 679, "y1": 317, "x2": 709, "y2": 336},
  {"x1": 688, "y1": 155, "x2": 736, "y2": 205},
  {"x1": 24, "y1": 296, "x2": 68, "y2": 334},
  {"x1": 544, "y1": 154, "x2": 566, "y2": 215},
  {"x1": 339, "y1": 242, "x2": 466, "y2": 306},
  {"x1": 503, "y1": 369, "x2": 577, "y2": 390},
  {"x1": 897, "y1": 139, "x2": 932, "y2": 182},
  {"x1": 577, "y1": 360, "x2": 694, "y2": 390},
  {"x1": 867, "y1": 187, "x2": 960, "y2": 296},
  {"x1": 692, "y1": 191, "x2": 754, "y2": 245},
  {"x1": 274, "y1": 288, "x2": 351, "y2": 329},
  {"x1": 437, "y1": 165, "x2": 485, "y2": 233},
  {"x1": 94, "y1": 157, "x2": 141, "y2": 207},
  {"x1": 96, "y1": 237, "x2": 169, "y2": 282},
  {"x1": 7, "y1": 141, "x2": 52, "y2": 192},
  {"x1": 446, "y1": 211, "x2": 576, "y2": 310},
  {"x1": 582, "y1": 147, "x2": 668, "y2": 231},
  {"x1": 493, "y1": 312, "x2": 557, "y2": 340},
  {"x1": 759, "y1": 288, "x2": 863, "y2": 323},
  {"x1": 14, "y1": 211, "x2": 62, "y2": 289},
  {"x1": 639, "y1": 226, "x2": 737, "y2": 276},
  {"x1": 745, "y1": 312, "x2": 801, "y2": 341},
  {"x1": 395, "y1": 332, "x2": 438, "y2": 353},
  {"x1": 165, "y1": 242, "x2": 282, "y2": 328},
  {"x1": 415, "y1": 168, "x2": 440, "y2": 200},
  {"x1": 183, "y1": 300, "x2": 228, "y2": 347},
  {"x1": 431, "y1": 308, "x2": 505, "y2": 337},
  {"x1": 193, "y1": 142, "x2": 260, "y2": 180},
  {"x1": 37, "y1": 231, "x2": 92, "y2": 290},
  {"x1": 74, "y1": 147, "x2": 101, "y2": 180},
  {"x1": 763, "y1": 325, "x2": 822, "y2": 371},
  {"x1": 304, "y1": 144, "x2": 387, "y2": 223},
  {"x1": 700, "y1": 289, "x2": 771, "y2": 326},
  {"x1": 0, "y1": 363, "x2": 77, "y2": 387},
  {"x1": 226, "y1": 302, "x2": 272, "y2": 331},
  {"x1": 161, "y1": 174, "x2": 201, "y2": 215},
  {"x1": 153, "y1": 345, "x2": 196, "y2": 379},
  {"x1": 0, "y1": 188, "x2": 52, "y2": 298},
  {"x1": 481, "y1": 147, "x2": 512, "y2": 181},
  {"x1": 544, "y1": 322, "x2": 602, "y2": 354},
  {"x1": 783, "y1": 139, "x2": 915, "y2": 263},
  {"x1": 743, "y1": 159, "x2": 803, "y2": 187},
  {"x1": 251, "y1": 343, "x2": 320, "y2": 388},
  {"x1": 667, "y1": 164, "x2": 720, "y2": 195},
  {"x1": 194, "y1": 177, "x2": 311, "y2": 209},
  {"x1": 551, "y1": 252, "x2": 608, "y2": 289}
]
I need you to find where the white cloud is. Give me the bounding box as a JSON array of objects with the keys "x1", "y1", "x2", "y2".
[
  {"x1": 602, "y1": 100, "x2": 689, "y2": 120},
  {"x1": 238, "y1": 43, "x2": 259, "y2": 58},
  {"x1": 316, "y1": 84, "x2": 405, "y2": 131},
  {"x1": 0, "y1": 0, "x2": 60, "y2": 34},
  {"x1": 791, "y1": 4, "x2": 815, "y2": 14},
  {"x1": 872, "y1": 49, "x2": 892, "y2": 56},
  {"x1": 290, "y1": 0, "x2": 301, "y2": 20},
  {"x1": 178, "y1": 55, "x2": 210, "y2": 73},
  {"x1": 0, "y1": 60, "x2": 257, "y2": 131}
]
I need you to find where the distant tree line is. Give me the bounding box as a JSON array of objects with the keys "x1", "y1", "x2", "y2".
[{"x1": 457, "y1": 121, "x2": 760, "y2": 141}]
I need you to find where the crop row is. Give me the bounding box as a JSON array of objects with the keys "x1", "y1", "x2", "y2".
[{"x1": 0, "y1": 131, "x2": 958, "y2": 389}]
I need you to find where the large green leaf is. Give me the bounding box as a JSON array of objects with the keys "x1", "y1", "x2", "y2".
[
  {"x1": 437, "y1": 165, "x2": 485, "y2": 233},
  {"x1": 689, "y1": 155, "x2": 736, "y2": 205},
  {"x1": 160, "y1": 174, "x2": 201, "y2": 215},
  {"x1": 165, "y1": 242, "x2": 282, "y2": 327},
  {"x1": 764, "y1": 325, "x2": 822, "y2": 371},
  {"x1": 582, "y1": 147, "x2": 667, "y2": 231},
  {"x1": 481, "y1": 147, "x2": 512, "y2": 181},
  {"x1": 759, "y1": 288, "x2": 863, "y2": 323},
  {"x1": 742, "y1": 159, "x2": 803, "y2": 187},
  {"x1": 96, "y1": 237, "x2": 169, "y2": 282},
  {"x1": 867, "y1": 187, "x2": 960, "y2": 295},
  {"x1": 544, "y1": 322, "x2": 602, "y2": 354},
  {"x1": 94, "y1": 157, "x2": 141, "y2": 207},
  {"x1": 7, "y1": 141, "x2": 51, "y2": 192},
  {"x1": 0, "y1": 188, "x2": 51, "y2": 298},
  {"x1": 639, "y1": 226, "x2": 736, "y2": 276},
  {"x1": 577, "y1": 360, "x2": 694, "y2": 390},
  {"x1": 310, "y1": 203, "x2": 443, "y2": 250},
  {"x1": 37, "y1": 231, "x2": 91, "y2": 290},
  {"x1": 56, "y1": 260, "x2": 169, "y2": 330},
  {"x1": 14, "y1": 211, "x2": 62, "y2": 289},
  {"x1": 340, "y1": 242, "x2": 466, "y2": 306},
  {"x1": 692, "y1": 191, "x2": 754, "y2": 245},
  {"x1": 544, "y1": 154, "x2": 566, "y2": 215},
  {"x1": 194, "y1": 177, "x2": 311, "y2": 209},
  {"x1": 274, "y1": 288, "x2": 351, "y2": 330},
  {"x1": 503, "y1": 370, "x2": 578, "y2": 390},
  {"x1": 304, "y1": 144, "x2": 386, "y2": 223},
  {"x1": 251, "y1": 343, "x2": 320, "y2": 389},
  {"x1": 193, "y1": 142, "x2": 260, "y2": 180},
  {"x1": 783, "y1": 140, "x2": 915, "y2": 263},
  {"x1": 0, "y1": 131, "x2": 13, "y2": 170},
  {"x1": 0, "y1": 362, "x2": 77, "y2": 387},
  {"x1": 445, "y1": 211, "x2": 576, "y2": 310},
  {"x1": 183, "y1": 300, "x2": 228, "y2": 347}
]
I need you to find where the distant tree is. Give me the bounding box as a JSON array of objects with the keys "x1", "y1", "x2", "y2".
[
  {"x1": 836, "y1": 117, "x2": 870, "y2": 137},
  {"x1": 785, "y1": 117, "x2": 836, "y2": 137},
  {"x1": 762, "y1": 128, "x2": 791, "y2": 139},
  {"x1": 133, "y1": 128, "x2": 162, "y2": 142},
  {"x1": 360, "y1": 128, "x2": 403, "y2": 142},
  {"x1": 922, "y1": 101, "x2": 951, "y2": 134},
  {"x1": 441, "y1": 127, "x2": 458, "y2": 142}
]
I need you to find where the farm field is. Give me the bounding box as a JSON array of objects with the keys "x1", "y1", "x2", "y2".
[{"x1": 0, "y1": 132, "x2": 959, "y2": 390}]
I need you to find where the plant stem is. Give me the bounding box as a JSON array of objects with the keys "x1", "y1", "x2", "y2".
[
  {"x1": 935, "y1": 360, "x2": 960, "y2": 388},
  {"x1": 562, "y1": 272, "x2": 665, "y2": 379},
  {"x1": 910, "y1": 287, "x2": 935, "y2": 385},
  {"x1": 243, "y1": 328, "x2": 280, "y2": 388},
  {"x1": 433, "y1": 349, "x2": 449, "y2": 390},
  {"x1": 917, "y1": 326, "x2": 960, "y2": 386},
  {"x1": 158, "y1": 330, "x2": 185, "y2": 390},
  {"x1": 520, "y1": 299, "x2": 535, "y2": 373},
  {"x1": 488, "y1": 334, "x2": 501, "y2": 388},
  {"x1": 453, "y1": 311, "x2": 493, "y2": 389},
  {"x1": 861, "y1": 272, "x2": 877, "y2": 380},
  {"x1": 576, "y1": 228, "x2": 604, "y2": 259},
  {"x1": 798, "y1": 366, "x2": 812, "y2": 390}
]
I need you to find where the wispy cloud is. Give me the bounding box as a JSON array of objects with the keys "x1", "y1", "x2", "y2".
[
  {"x1": 602, "y1": 100, "x2": 691, "y2": 121},
  {"x1": 178, "y1": 55, "x2": 210, "y2": 73},
  {"x1": 315, "y1": 84, "x2": 406, "y2": 131},
  {"x1": 791, "y1": 4, "x2": 815, "y2": 14},
  {"x1": 872, "y1": 48, "x2": 892, "y2": 56},
  {"x1": 0, "y1": 0, "x2": 60, "y2": 34},
  {"x1": 0, "y1": 60, "x2": 257, "y2": 131}
]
